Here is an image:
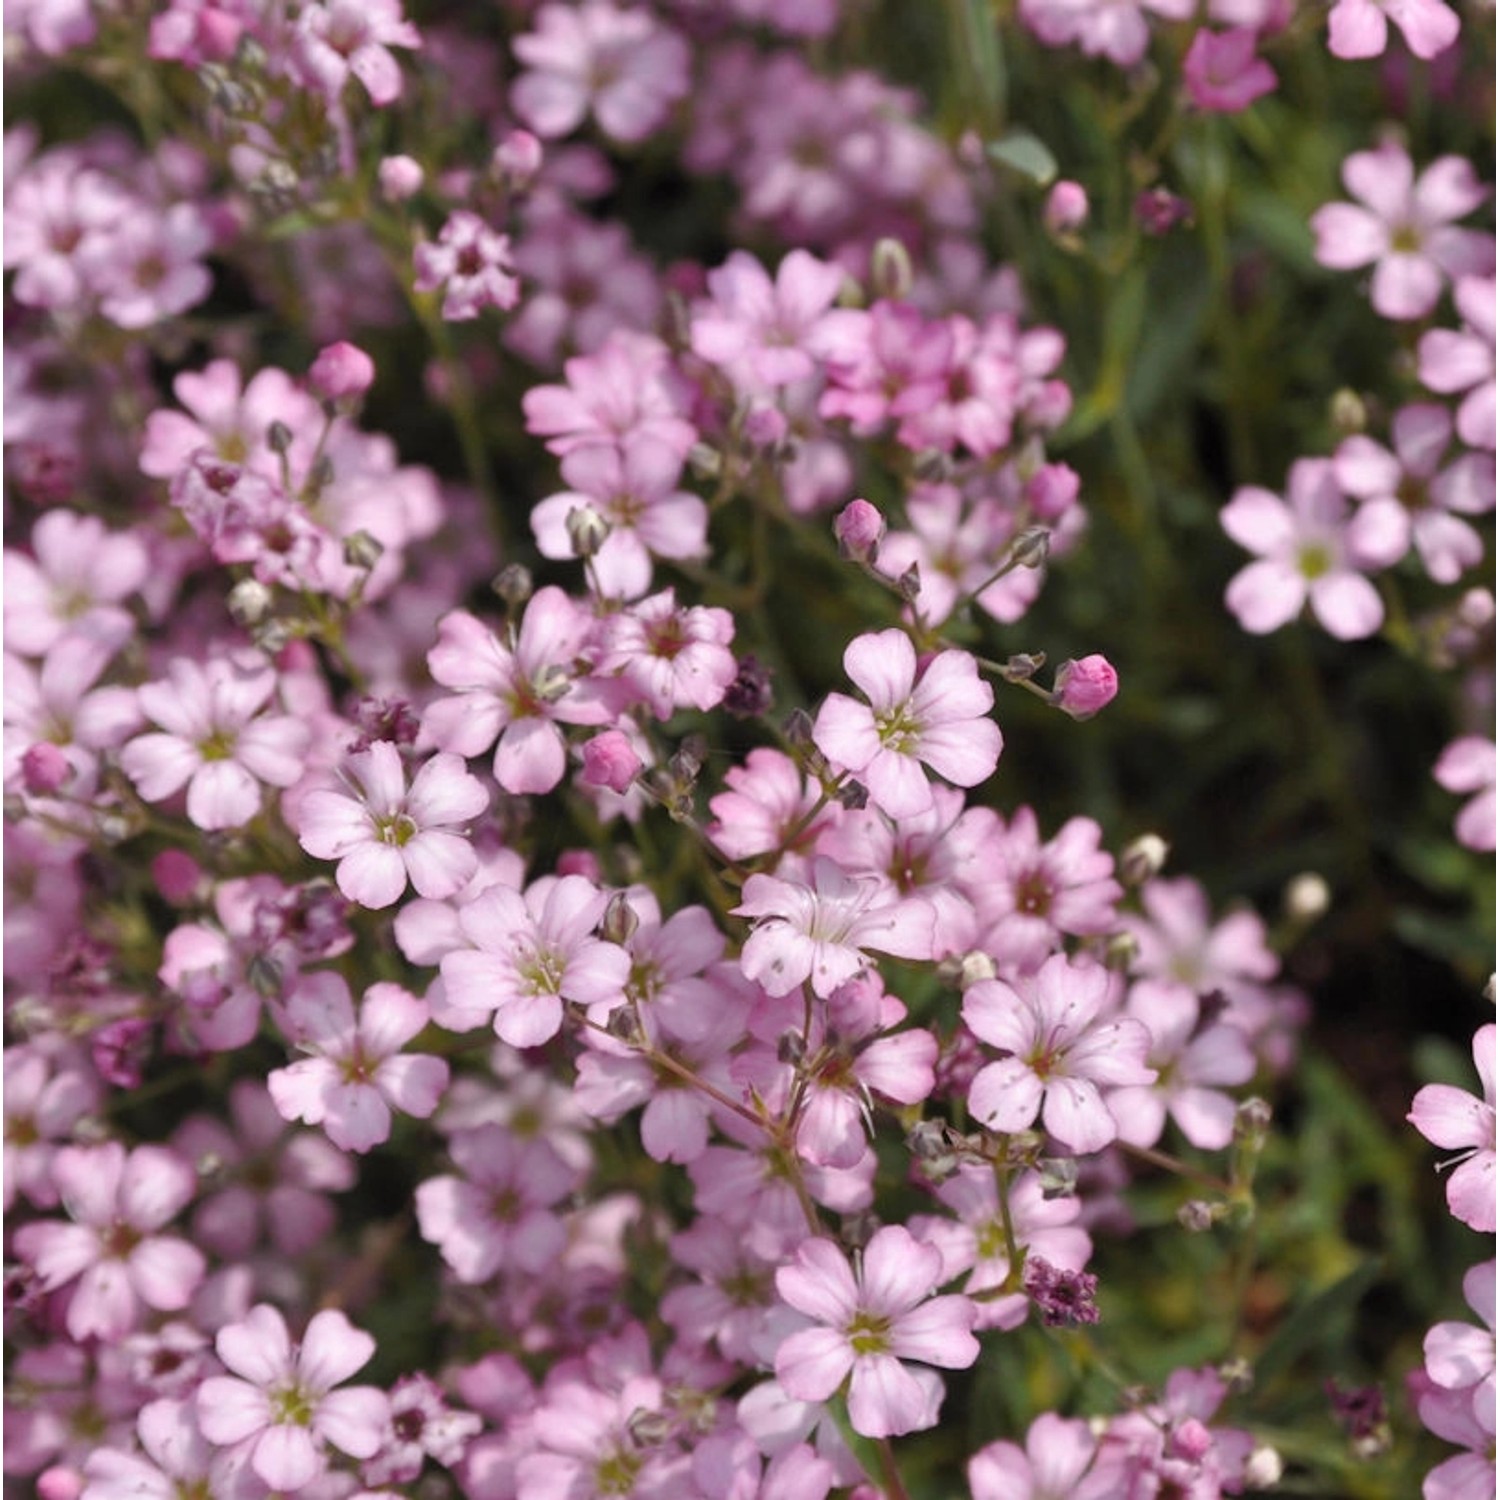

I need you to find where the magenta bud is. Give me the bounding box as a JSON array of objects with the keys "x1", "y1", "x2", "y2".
[
  {"x1": 581, "y1": 730, "x2": 644, "y2": 795},
  {"x1": 20, "y1": 743, "x2": 70, "y2": 795},
  {"x1": 1024, "y1": 462, "x2": 1080, "y2": 521},
  {"x1": 1134, "y1": 187, "x2": 1193, "y2": 235},
  {"x1": 493, "y1": 129, "x2": 543, "y2": 191},
  {"x1": 378, "y1": 154, "x2": 424, "y2": 202},
  {"x1": 1052, "y1": 655, "x2": 1119, "y2": 720},
  {"x1": 309, "y1": 341, "x2": 375, "y2": 401},
  {"x1": 152, "y1": 850, "x2": 205, "y2": 905},
  {"x1": 37, "y1": 1468, "x2": 83, "y2": 1500},
  {"x1": 1170, "y1": 1419, "x2": 1214, "y2": 1464},
  {"x1": 1044, "y1": 179, "x2": 1089, "y2": 234},
  {"x1": 556, "y1": 848, "x2": 602, "y2": 882},
  {"x1": 834, "y1": 498, "x2": 886, "y2": 561}
]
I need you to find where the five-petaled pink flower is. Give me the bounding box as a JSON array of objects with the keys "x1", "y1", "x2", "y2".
[
  {"x1": 813, "y1": 630, "x2": 1002, "y2": 819},
  {"x1": 1327, "y1": 0, "x2": 1459, "y2": 60},
  {"x1": 294, "y1": 0, "x2": 421, "y2": 107},
  {"x1": 298, "y1": 741, "x2": 488, "y2": 909},
  {"x1": 267, "y1": 974, "x2": 450, "y2": 1153},
  {"x1": 196, "y1": 1304, "x2": 389, "y2": 1490},
  {"x1": 964, "y1": 953, "x2": 1157, "y2": 1154},
  {"x1": 1409, "y1": 1022, "x2": 1496, "y2": 1233},
  {"x1": 773, "y1": 1224, "x2": 979, "y2": 1439},
  {"x1": 1311, "y1": 145, "x2": 1491, "y2": 321}
]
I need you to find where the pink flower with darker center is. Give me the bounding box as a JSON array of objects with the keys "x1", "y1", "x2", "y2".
[
  {"x1": 813, "y1": 629, "x2": 1002, "y2": 820},
  {"x1": 1310, "y1": 145, "x2": 1492, "y2": 321},
  {"x1": 297, "y1": 741, "x2": 488, "y2": 909},
  {"x1": 293, "y1": 0, "x2": 421, "y2": 107},
  {"x1": 414, "y1": 212, "x2": 520, "y2": 323},
  {"x1": 598, "y1": 588, "x2": 738, "y2": 720},
  {"x1": 964, "y1": 953, "x2": 1157, "y2": 1153},
  {"x1": 1409, "y1": 1022, "x2": 1496, "y2": 1233},
  {"x1": 267, "y1": 974, "x2": 449, "y2": 1153},
  {"x1": 196, "y1": 1304, "x2": 388, "y2": 1491},
  {"x1": 773, "y1": 1225, "x2": 979, "y2": 1439},
  {"x1": 120, "y1": 657, "x2": 310, "y2": 832},
  {"x1": 11, "y1": 1142, "x2": 205, "y2": 1343}
]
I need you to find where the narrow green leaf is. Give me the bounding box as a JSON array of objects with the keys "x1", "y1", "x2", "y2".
[
  {"x1": 1253, "y1": 1259, "x2": 1383, "y2": 1386},
  {"x1": 986, "y1": 130, "x2": 1058, "y2": 186}
]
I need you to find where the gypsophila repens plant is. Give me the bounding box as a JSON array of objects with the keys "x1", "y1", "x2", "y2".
[{"x1": 2, "y1": 0, "x2": 1494, "y2": 1496}]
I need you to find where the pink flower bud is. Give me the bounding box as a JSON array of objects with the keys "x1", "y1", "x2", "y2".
[
  {"x1": 834, "y1": 498, "x2": 886, "y2": 561},
  {"x1": 556, "y1": 848, "x2": 602, "y2": 881},
  {"x1": 21, "y1": 743, "x2": 70, "y2": 795},
  {"x1": 1044, "y1": 180, "x2": 1089, "y2": 234},
  {"x1": 1024, "y1": 463, "x2": 1080, "y2": 521},
  {"x1": 378, "y1": 154, "x2": 424, "y2": 202},
  {"x1": 744, "y1": 404, "x2": 789, "y2": 447},
  {"x1": 581, "y1": 730, "x2": 643, "y2": 794},
  {"x1": 493, "y1": 129, "x2": 543, "y2": 190},
  {"x1": 309, "y1": 342, "x2": 375, "y2": 401},
  {"x1": 152, "y1": 849, "x2": 205, "y2": 905},
  {"x1": 1052, "y1": 655, "x2": 1119, "y2": 720},
  {"x1": 1170, "y1": 1418, "x2": 1214, "y2": 1463},
  {"x1": 36, "y1": 1468, "x2": 82, "y2": 1500}
]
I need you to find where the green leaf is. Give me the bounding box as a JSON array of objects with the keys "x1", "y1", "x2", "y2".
[
  {"x1": 1253, "y1": 1259, "x2": 1384, "y2": 1386},
  {"x1": 986, "y1": 130, "x2": 1058, "y2": 186}
]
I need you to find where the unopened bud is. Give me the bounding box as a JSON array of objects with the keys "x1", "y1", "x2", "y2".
[
  {"x1": 307, "y1": 453, "x2": 335, "y2": 494},
  {"x1": 897, "y1": 562, "x2": 922, "y2": 602},
  {"x1": 246, "y1": 953, "x2": 283, "y2": 998},
  {"x1": 1219, "y1": 1357, "x2": 1254, "y2": 1395},
  {"x1": 723, "y1": 654, "x2": 773, "y2": 718},
  {"x1": 378, "y1": 154, "x2": 424, "y2": 202},
  {"x1": 227, "y1": 577, "x2": 273, "y2": 628},
  {"x1": 1043, "y1": 179, "x2": 1089, "y2": 236},
  {"x1": 492, "y1": 564, "x2": 533, "y2": 607},
  {"x1": 565, "y1": 505, "x2": 610, "y2": 559},
  {"x1": 1330, "y1": 388, "x2": 1366, "y2": 436},
  {"x1": 911, "y1": 449, "x2": 953, "y2": 484},
  {"x1": 957, "y1": 950, "x2": 997, "y2": 990},
  {"x1": 1458, "y1": 588, "x2": 1495, "y2": 630},
  {"x1": 1244, "y1": 1446, "x2": 1283, "y2": 1489},
  {"x1": 836, "y1": 780, "x2": 869, "y2": 811},
  {"x1": 783, "y1": 707, "x2": 815, "y2": 749},
  {"x1": 1120, "y1": 833, "x2": 1170, "y2": 886},
  {"x1": 1134, "y1": 186, "x2": 1193, "y2": 235},
  {"x1": 744, "y1": 404, "x2": 788, "y2": 449},
  {"x1": 626, "y1": 1409, "x2": 671, "y2": 1446},
  {"x1": 1035, "y1": 1156, "x2": 1079, "y2": 1198},
  {"x1": 600, "y1": 891, "x2": 640, "y2": 947},
  {"x1": 343, "y1": 530, "x2": 385, "y2": 570},
  {"x1": 686, "y1": 442, "x2": 722, "y2": 480},
  {"x1": 253, "y1": 619, "x2": 291, "y2": 654},
  {"x1": 1104, "y1": 931, "x2": 1139, "y2": 972},
  {"x1": 1177, "y1": 1199, "x2": 1220, "y2": 1232},
  {"x1": 1484, "y1": 974, "x2": 1496, "y2": 1006},
  {"x1": 1000, "y1": 652, "x2": 1046, "y2": 683},
  {"x1": 1234, "y1": 1096, "x2": 1272, "y2": 1147},
  {"x1": 870, "y1": 237, "x2": 913, "y2": 301},
  {"x1": 266, "y1": 419, "x2": 293, "y2": 455},
  {"x1": 492, "y1": 129, "x2": 543, "y2": 192},
  {"x1": 581, "y1": 730, "x2": 643, "y2": 795},
  {"x1": 21, "y1": 743, "x2": 70, "y2": 796},
  {"x1": 1051, "y1": 654, "x2": 1118, "y2": 721},
  {"x1": 1283, "y1": 872, "x2": 1330, "y2": 923},
  {"x1": 777, "y1": 1030, "x2": 806, "y2": 1067},
  {"x1": 1012, "y1": 527, "x2": 1051, "y2": 569},
  {"x1": 834, "y1": 498, "x2": 886, "y2": 562},
  {"x1": 309, "y1": 341, "x2": 375, "y2": 402}
]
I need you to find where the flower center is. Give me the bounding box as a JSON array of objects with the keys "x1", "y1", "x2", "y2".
[
  {"x1": 595, "y1": 1447, "x2": 642, "y2": 1496},
  {"x1": 374, "y1": 812, "x2": 419, "y2": 846},
  {"x1": 875, "y1": 705, "x2": 920, "y2": 754},
  {"x1": 845, "y1": 1310, "x2": 892, "y2": 1355},
  {"x1": 1297, "y1": 542, "x2": 1332, "y2": 580},
  {"x1": 199, "y1": 730, "x2": 237, "y2": 762},
  {"x1": 269, "y1": 1381, "x2": 315, "y2": 1427}
]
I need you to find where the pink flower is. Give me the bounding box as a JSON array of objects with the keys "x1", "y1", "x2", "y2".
[
  {"x1": 415, "y1": 1125, "x2": 581, "y2": 1282},
  {"x1": 11, "y1": 1142, "x2": 205, "y2": 1343},
  {"x1": 119, "y1": 657, "x2": 310, "y2": 831},
  {"x1": 733, "y1": 857, "x2": 937, "y2": 998},
  {"x1": 267, "y1": 974, "x2": 449, "y2": 1153},
  {"x1": 1434, "y1": 737, "x2": 1496, "y2": 853},
  {"x1": 1310, "y1": 145, "x2": 1492, "y2": 321},
  {"x1": 1051, "y1": 654, "x2": 1119, "y2": 720},
  {"x1": 1409, "y1": 1023, "x2": 1496, "y2": 1233},
  {"x1": 1424, "y1": 1261, "x2": 1496, "y2": 1428},
  {"x1": 422, "y1": 592, "x2": 610, "y2": 795},
  {"x1": 1420, "y1": 276, "x2": 1495, "y2": 452},
  {"x1": 436, "y1": 874, "x2": 631, "y2": 1046},
  {"x1": 293, "y1": 0, "x2": 421, "y2": 107},
  {"x1": 413, "y1": 212, "x2": 520, "y2": 322},
  {"x1": 813, "y1": 630, "x2": 1002, "y2": 819},
  {"x1": 690, "y1": 249, "x2": 846, "y2": 394},
  {"x1": 78, "y1": 204, "x2": 213, "y2": 330},
  {"x1": 529, "y1": 435, "x2": 708, "y2": 600},
  {"x1": 1327, "y1": 0, "x2": 1458, "y2": 59},
  {"x1": 298, "y1": 742, "x2": 488, "y2": 909},
  {"x1": 969, "y1": 1413, "x2": 1119, "y2": 1500},
  {"x1": 708, "y1": 747, "x2": 835, "y2": 863},
  {"x1": 196, "y1": 1304, "x2": 388, "y2": 1490},
  {"x1": 773, "y1": 1225, "x2": 979, "y2": 1439},
  {"x1": 1183, "y1": 28, "x2": 1277, "y2": 113},
  {"x1": 1221, "y1": 458, "x2": 1389, "y2": 639},
  {"x1": 511, "y1": 0, "x2": 690, "y2": 144},
  {"x1": 964, "y1": 954, "x2": 1157, "y2": 1153},
  {"x1": 1019, "y1": 0, "x2": 1194, "y2": 67},
  {"x1": 597, "y1": 588, "x2": 738, "y2": 720},
  {"x1": 364, "y1": 1374, "x2": 483, "y2": 1485},
  {"x1": 1044, "y1": 181, "x2": 1090, "y2": 234},
  {"x1": 1335, "y1": 404, "x2": 1493, "y2": 585},
  {"x1": 3, "y1": 1044, "x2": 101, "y2": 1210},
  {"x1": 82, "y1": 1399, "x2": 229, "y2": 1500},
  {"x1": 3, "y1": 510, "x2": 148, "y2": 657}
]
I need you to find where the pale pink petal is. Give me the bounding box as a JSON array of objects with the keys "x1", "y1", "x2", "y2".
[
  {"x1": 860, "y1": 1227, "x2": 941, "y2": 1318},
  {"x1": 376, "y1": 1054, "x2": 448, "y2": 1119},
  {"x1": 774, "y1": 1327, "x2": 854, "y2": 1404},
  {"x1": 250, "y1": 1423, "x2": 321, "y2": 1491},
  {"x1": 846, "y1": 1353, "x2": 937, "y2": 1438},
  {"x1": 776, "y1": 1238, "x2": 860, "y2": 1324},
  {"x1": 1309, "y1": 571, "x2": 1383, "y2": 639},
  {"x1": 843, "y1": 630, "x2": 916, "y2": 712},
  {"x1": 298, "y1": 1308, "x2": 376, "y2": 1391},
  {"x1": 196, "y1": 1376, "x2": 273, "y2": 1445},
  {"x1": 314, "y1": 1385, "x2": 388, "y2": 1458},
  {"x1": 186, "y1": 760, "x2": 262, "y2": 830},
  {"x1": 335, "y1": 843, "x2": 408, "y2": 909},
  {"x1": 216, "y1": 1305, "x2": 294, "y2": 1384},
  {"x1": 969, "y1": 1058, "x2": 1043, "y2": 1134},
  {"x1": 128, "y1": 1236, "x2": 204, "y2": 1310},
  {"x1": 403, "y1": 830, "x2": 478, "y2": 900}
]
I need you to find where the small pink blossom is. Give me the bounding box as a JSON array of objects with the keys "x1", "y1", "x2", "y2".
[
  {"x1": 511, "y1": 0, "x2": 690, "y2": 144},
  {"x1": 813, "y1": 630, "x2": 1002, "y2": 819},
  {"x1": 414, "y1": 212, "x2": 521, "y2": 322},
  {"x1": 733, "y1": 857, "x2": 937, "y2": 998},
  {"x1": 598, "y1": 588, "x2": 738, "y2": 720},
  {"x1": 964, "y1": 954, "x2": 1156, "y2": 1153},
  {"x1": 196, "y1": 1304, "x2": 388, "y2": 1490},
  {"x1": 308, "y1": 341, "x2": 375, "y2": 401},
  {"x1": 293, "y1": 0, "x2": 421, "y2": 107},
  {"x1": 1420, "y1": 276, "x2": 1495, "y2": 452},
  {"x1": 1434, "y1": 737, "x2": 1496, "y2": 852},
  {"x1": 1222, "y1": 457, "x2": 1389, "y2": 639},
  {"x1": 1051, "y1": 654, "x2": 1118, "y2": 720},
  {"x1": 1044, "y1": 181, "x2": 1090, "y2": 234},
  {"x1": 4, "y1": 1045, "x2": 102, "y2": 1210},
  {"x1": 365, "y1": 1374, "x2": 483, "y2": 1485},
  {"x1": 1310, "y1": 145, "x2": 1492, "y2": 321},
  {"x1": 268, "y1": 974, "x2": 449, "y2": 1153},
  {"x1": 120, "y1": 657, "x2": 311, "y2": 832},
  {"x1": 1424, "y1": 1261, "x2": 1496, "y2": 1428},
  {"x1": 11, "y1": 1142, "x2": 205, "y2": 1343},
  {"x1": 773, "y1": 1225, "x2": 979, "y2": 1439},
  {"x1": 1327, "y1": 0, "x2": 1459, "y2": 59},
  {"x1": 298, "y1": 741, "x2": 488, "y2": 909},
  {"x1": 1183, "y1": 28, "x2": 1277, "y2": 112},
  {"x1": 1409, "y1": 1023, "x2": 1496, "y2": 1233},
  {"x1": 969, "y1": 1413, "x2": 1119, "y2": 1500}
]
